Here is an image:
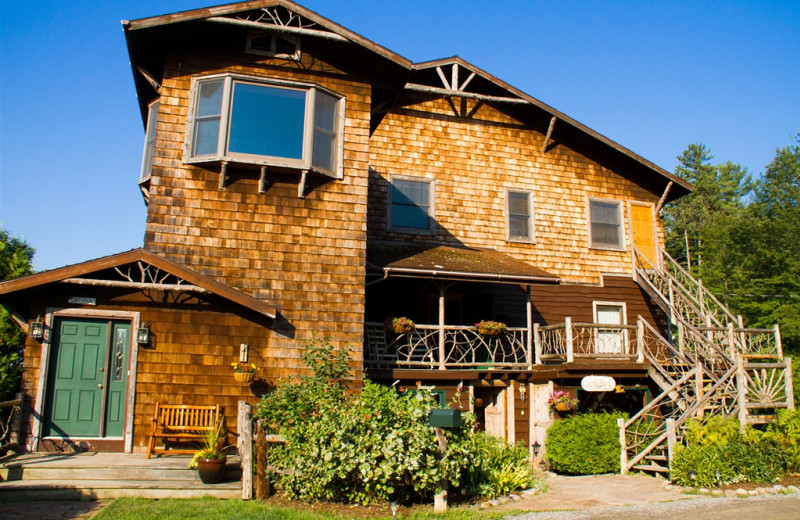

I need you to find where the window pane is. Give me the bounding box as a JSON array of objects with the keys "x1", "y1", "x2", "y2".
[
  {"x1": 510, "y1": 215, "x2": 529, "y2": 238},
  {"x1": 312, "y1": 131, "x2": 334, "y2": 171},
  {"x1": 392, "y1": 204, "x2": 429, "y2": 229},
  {"x1": 508, "y1": 192, "x2": 529, "y2": 217},
  {"x1": 314, "y1": 92, "x2": 337, "y2": 132},
  {"x1": 194, "y1": 118, "x2": 221, "y2": 156},
  {"x1": 590, "y1": 200, "x2": 621, "y2": 247},
  {"x1": 228, "y1": 83, "x2": 306, "y2": 159},
  {"x1": 197, "y1": 80, "x2": 223, "y2": 117},
  {"x1": 393, "y1": 179, "x2": 429, "y2": 206},
  {"x1": 140, "y1": 101, "x2": 159, "y2": 181}
]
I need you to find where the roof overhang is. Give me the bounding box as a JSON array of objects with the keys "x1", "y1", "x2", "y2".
[
  {"x1": 0, "y1": 248, "x2": 277, "y2": 319},
  {"x1": 367, "y1": 241, "x2": 560, "y2": 285}
]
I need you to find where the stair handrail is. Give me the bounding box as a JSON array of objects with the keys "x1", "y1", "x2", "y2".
[
  {"x1": 659, "y1": 247, "x2": 739, "y2": 326},
  {"x1": 637, "y1": 316, "x2": 696, "y2": 386}
]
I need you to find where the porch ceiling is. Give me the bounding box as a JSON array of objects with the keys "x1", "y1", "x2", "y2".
[{"x1": 367, "y1": 241, "x2": 560, "y2": 285}]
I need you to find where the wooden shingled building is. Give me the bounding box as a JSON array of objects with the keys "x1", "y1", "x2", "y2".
[{"x1": 1, "y1": 0, "x2": 791, "y2": 469}]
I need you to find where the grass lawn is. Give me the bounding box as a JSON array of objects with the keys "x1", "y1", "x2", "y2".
[{"x1": 92, "y1": 497, "x2": 517, "y2": 520}]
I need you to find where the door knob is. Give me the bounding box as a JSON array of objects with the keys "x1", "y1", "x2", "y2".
[{"x1": 97, "y1": 384, "x2": 104, "y2": 389}]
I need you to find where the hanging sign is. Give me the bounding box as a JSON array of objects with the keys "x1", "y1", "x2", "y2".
[
  {"x1": 581, "y1": 375, "x2": 615, "y2": 392},
  {"x1": 68, "y1": 296, "x2": 97, "y2": 306}
]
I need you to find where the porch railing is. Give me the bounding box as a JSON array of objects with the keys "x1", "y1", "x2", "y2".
[
  {"x1": 364, "y1": 322, "x2": 530, "y2": 369},
  {"x1": 537, "y1": 318, "x2": 643, "y2": 363}
]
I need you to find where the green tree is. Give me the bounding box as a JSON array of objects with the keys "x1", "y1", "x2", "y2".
[{"x1": 0, "y1": 228, "x2": 35, "y2": 400}]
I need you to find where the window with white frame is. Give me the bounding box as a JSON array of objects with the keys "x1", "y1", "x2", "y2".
[
  {"x1": 185, "y1": 74, "x2": 343, "y2": 177},
  {"x1": 507, "y1": 190, "x2": 534, "y2": 242},
  {"x1": 593, "y1": 302, "x2": 627, "y2": 354},
  {"x1": 588, "y1": 199, "x2": 624, "y2": 250},
  {"x1": 389, "y1": 177, "x2": 434, "y2": 231},
  {"x1": 139, "y1": 100, "x2": 159, "y2": 183},
  {"x1": 246, "y1": 32, "x2": 301, "y2": 60}
]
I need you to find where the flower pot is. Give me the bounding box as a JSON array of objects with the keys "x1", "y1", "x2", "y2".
[
  {"x1": 234, "y1": 372, "x2": 255, "y2": 383},
  {"x1": 196, "y1": 457, "x2": 227, "y2": 484},
  {"x1": 555, "y1": 403, "x2": 573, "y2": 412},
  {"x1": 386, "y1": 324, "x2": 413, "y2": 334},
  {"x1": 478, "y1": 328, "x2": 502, "y2": 336}
]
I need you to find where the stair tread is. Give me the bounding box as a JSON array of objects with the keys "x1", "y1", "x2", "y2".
[
  {"x1": 0, "y1": 478, "x2": 240, "y2": 490},
  {"x1": 632, "y1": 464, "x2": 669, "y2": 473}
]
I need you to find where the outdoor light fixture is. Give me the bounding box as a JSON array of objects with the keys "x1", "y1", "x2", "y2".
[
  {"x1": 29, "y1": 318, "x2": 44, "y2": 340},
  {"x1": 136, "y1": 323, "x2": 150, "y2": 344},
  {"x1": 715, "y1": 469, "x2": 721, "y2": 485},
  {"x1": 532, "y1": 441, "x2": 541, "y2": 456},
  {"x1": 239, "y1": 342, "x2": 249, "y2": 363},
  {"x1": 390, "y1": 501, "x2": 399, "y2": 519},
  {"x1": 688, "y1": 469, "x2": 697, "y2": 481},
  {"x1": 615, "y1": 385, "x2": 626, "y2": 394}
]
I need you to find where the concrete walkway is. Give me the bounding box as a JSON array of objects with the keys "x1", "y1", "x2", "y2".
[{"x1": 494, "y1": 473, "x2": 697, "y2": 512}]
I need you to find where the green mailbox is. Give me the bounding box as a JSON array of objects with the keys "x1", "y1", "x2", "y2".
[{"x1": 427, "y1": 408, "x2": 462, "y2": 428}]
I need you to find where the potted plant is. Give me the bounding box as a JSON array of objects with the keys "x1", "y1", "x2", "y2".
[
  {"x1": 232, "y1": 361, "x2": 259, "y2": 383},
  {"x1": 384, "y1": 316, "x2": 415, "y2": 334},
  {"x1": 189, "y1": 420, "x2": 228, "y2": 483},
  {"x1": 547, "y1": 390, "x2": 578, "y2": 412},
  {"x1": 475, "y1": 320, "x2": 507, "y2": 336}
]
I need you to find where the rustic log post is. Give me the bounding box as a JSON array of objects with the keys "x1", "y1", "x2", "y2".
[
  {"x1": 636, "y1": 319, "x2": 644, "y2": 363},
  {"x1": 785, "y1": 357, "x2": 794, "y2": 410},
  {"x1": 617, "y1": 417, "x2": 627, "y2": 474},
  {"x1": 433, "y1": 427, "x2": 448, "y2": 513},
  {"x1": 526, "y1": 286, "x2": 533, "y2": 369},
  {"x1": 565, "y1": 317, "x2": 574, "y2": 363},
  {"x1": 255, "y1": 421, "x2": 269, "y2": 499},
  {"x1": 727, "y1": 322, "x2": 737, "y2": 359},
  {"x1": 775, "y1": 324, "x2": 783, "y2": 359},
  {"x1": 697, "y1": 279, "x2": 705, "y2": 313},
  {"x1": 533, "y1": 323, "x2": 541, "y2": 365},
  {"x1": 668, "y1": 278, "x2": 676, "y2": 324},
  {"x1": 8, "y1": 393, "x2": 23, "y2": 449},
  {"x1": 438, "y1": 286, "x2": 446, "y2": 370},
  {"x1": 666, "y1": 418, "x2": 677, "y2": 467},
  {"x1": 737, "y1": 357, "x2": 748, "y2": 431},
  {"x1": 694, "y1": 363, "x2": 704, "y2": 418},
  {"x1": 238, "y1": 400, "x2": 253, "y2": 500}
]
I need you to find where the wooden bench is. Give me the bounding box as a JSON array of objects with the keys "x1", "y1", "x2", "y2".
[{"x1": 146, "y1": 402, "x2": 221, "y2": 458}]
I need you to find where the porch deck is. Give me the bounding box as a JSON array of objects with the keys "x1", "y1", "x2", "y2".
[{"x1": 0, "y1": 452, "x2": 241, "y2": 500}]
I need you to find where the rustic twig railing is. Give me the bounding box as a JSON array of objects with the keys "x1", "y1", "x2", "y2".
[
  {"x1": 538, "y1": 319, "x2": 642, "y2": 362},
  {"x1": 0, "y1": 393, "x2": 23, "y2": 455},
  {"x1": 364, "y1": 323, "x2": 530, "y2": 369}
]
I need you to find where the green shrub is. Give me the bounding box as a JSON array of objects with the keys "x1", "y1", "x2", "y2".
[
  {"x1": 255, "y1": 338, "x2": 538, "y2": 504},
  {"x1": 765, "y1": 409, "x2": 800, "y2": 472},
  {"x1": 462, "y1": 432, "x2": 535, "y2": 498},
  {"x1": 545, "y1": 412, "x2": 626, "y2": 475},
  {"x1": 671, "y1": 416, "x2": 790, "y2": 486}
]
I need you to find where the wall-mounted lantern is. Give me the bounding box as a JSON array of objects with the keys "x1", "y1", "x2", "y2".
[
  {"x1": 30, "y1": 317, "x2": 44, "y2": 340},
  {"x1": 136, "y1": 323, "x2": 150, "y2": 344}
]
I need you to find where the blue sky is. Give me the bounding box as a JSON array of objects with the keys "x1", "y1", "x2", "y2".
[{"x1": 1, "y1": 0, "x2": 798, "y2": 271}]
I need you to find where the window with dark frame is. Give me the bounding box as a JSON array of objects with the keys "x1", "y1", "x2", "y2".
[
  {"x1": 589, "y1": 199, "x2": 624, "y2": 249},
  {"x1": 390, "y1": 178, "x2": 433, "y2": 231}
]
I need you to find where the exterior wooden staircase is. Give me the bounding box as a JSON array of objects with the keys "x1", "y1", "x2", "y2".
[
  {"x1": 619, "y1": 246, "x2": 794, "y2": 476},
  {"x1": 0, "y1": 453, "x2": 241, "y2": 500}
]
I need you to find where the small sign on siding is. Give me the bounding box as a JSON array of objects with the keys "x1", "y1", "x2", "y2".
[
  {"x1": 581, "y1": 375, "x2": 615, "y2": 392},
  {"x1": 68, "y1": 296, "x2": 97, "y2": 305}
]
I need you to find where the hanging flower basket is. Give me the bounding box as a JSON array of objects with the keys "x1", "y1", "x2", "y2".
[
  {"x1": 231, "y1": 362, "x2": 258, "y2": 383},
  {"x1": 234, "y1": 371, "x2": 255, "y2": 383},
  {"x1": 384, "y1": 316, "x2": 415, "y2": 334},
  {"x1": 555, "y1": 402, "x2": 574, "y2": 412},
  {"x1": 475, "y1": 320, "x2": 507, "y2": 336},
  {"x1": 547, "y1": 390, "x2": 578, "y2": 413}
]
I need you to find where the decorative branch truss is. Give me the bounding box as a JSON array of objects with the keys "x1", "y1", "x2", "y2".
[
  {"x1": 61, "y1": 261, "x2": 208, "y2": 294},
  {"x1": 406, "y1": 63, "x2": 528, "y2": 105},
  {"x1": 207, "y1": 5, "x2": 346, "y2": 42}
]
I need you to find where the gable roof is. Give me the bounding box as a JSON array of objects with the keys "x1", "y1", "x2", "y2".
[{"x1": 0, "y1": 248, "x2": 277, "y2": 319}]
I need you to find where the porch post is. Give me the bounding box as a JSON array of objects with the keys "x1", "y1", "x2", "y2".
[
  {"x1": 785, "y1": 357, "x2": 794, "y2": 410},
  {"x1": 438, "y1": 285, "x2": 446, "y2": 370},
  {"x1": 617, "y1": 417, "x2": 627, "y2": 474},
  {"x1": 737, "y1": 357, "x2": 748, "y2": 431},
  {"x1": 533, "y1": 323, "x2": 541, "y2": 366},
  {"x1": 238, "y1": 400, "x2": 253, "y2": 500},
  {"x1": 565, "y1": 317, "x2": 574, "y2": 363},
  {"x1": 775, "y1": 324, "x2": 783, "y2": 359},
  {"x1": 727, "y1": 322, "x2": 737, "y2": 359},
  {"x1": 636, "y1": 319, "x2": 644, "y2": 363},
  {"x1": 526, "y1": 285, "x2": 533, "y2": 369}
]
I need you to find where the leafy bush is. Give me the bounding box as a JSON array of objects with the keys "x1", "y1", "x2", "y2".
[
  {"x1": 463, "y1": 432, "x2": 535, "y2": 498},
  {"x1": 255, "y1": 338, "x2": 537, "y2": 504},
  {"x1": 765, "y1": 409, "x2": 800, "y2": 472},
  {"x1": 671, "y1": 416, "x2": 791, "y2": 486},
  {"x1": 545, "y1": 412, "x2": 626, "y2": 475}
]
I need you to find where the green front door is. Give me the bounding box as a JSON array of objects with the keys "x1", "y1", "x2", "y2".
[{"x1": 43, "y1": 318, "x2": 131, "y2": 438}]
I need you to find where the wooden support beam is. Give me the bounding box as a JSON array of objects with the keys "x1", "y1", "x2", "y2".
[
  {"x1": 61, "y1": 278, "x2": 208, "y2": 293},
  {"x1": 459, "y1": 72, "x2": 476, "y2": 91},
  {"x1": 207, "y1": 16, "x2": 349, "y2": 42},
  {"x1": 219, "y1": 162, "x2": 228, "y2": 190},
  {"x1": 136, "y1": 67, "x2": 161, "y2": 93},
  {"x1": 405, "y1": 83, "x2": 528, "y2": 104},
  {"x1": 656, "y1": 181, "x2": 673, "y2": 214},
  {"x1": 297, "y1": 169, "x2": 308, "y2": 198},
  {"x1": 451, "y1": 63, "x2": 458, "y2": 94},
  {"x1": 435, "y1": 66, "x2": 451, "y2": 90},
  {"x1": 259, "y1": 166, "x2": 268, "y2": 194},
  {"x1": 541, "y1": 116, "x2": 556, "y2": 154},
  {"x1": 238, "y1": 401, "x2": 253, "y2": 500}
]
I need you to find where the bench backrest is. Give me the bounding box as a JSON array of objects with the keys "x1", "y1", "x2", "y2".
[{"x1": 154, "y1": 403, "x2": 220, "y2": 432}]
